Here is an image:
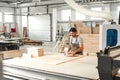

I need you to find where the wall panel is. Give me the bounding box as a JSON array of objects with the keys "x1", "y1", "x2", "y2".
[{"x1": 28, "y1": 15, "x2": 51, "y2": 41}]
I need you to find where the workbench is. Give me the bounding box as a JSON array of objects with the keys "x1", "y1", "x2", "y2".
[{"x1": 3, "y1": 54, "x2": 99, "y2": 80}]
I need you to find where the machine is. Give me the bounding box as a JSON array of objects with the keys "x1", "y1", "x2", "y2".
[
  {"x1": 0, "y1": 40, "x2": 19, "y2": 51},
  {"x1": 97, "y1": 45, "x2": 120, "y2": 80}
]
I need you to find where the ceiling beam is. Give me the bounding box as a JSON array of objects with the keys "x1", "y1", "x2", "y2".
[{"x1": 0, "y1": 0, "x2": 120, "y2": 8}]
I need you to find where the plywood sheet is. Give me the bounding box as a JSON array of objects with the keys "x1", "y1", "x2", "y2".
[
  {"x1": 3, "y1": 56, "x2": 99, "y2": 79},
  {"x1": 20, "y1": 54, "x2": 85, "y2": 65}
]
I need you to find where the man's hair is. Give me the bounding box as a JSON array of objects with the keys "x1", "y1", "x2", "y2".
[{"x1": 69, "y1": 27, "x2": 77, "y2": 32}]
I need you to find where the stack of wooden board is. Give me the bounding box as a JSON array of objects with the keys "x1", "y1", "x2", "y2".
[
  {"x1": 81, "y1": 34, "x2": 99, "y2": 54},
  {"x1": 27, "y1": 47, "x2": 44, "y2": 57},
  {"x1": 0, "y1": 50, "x2": 22, "y2": 59}
]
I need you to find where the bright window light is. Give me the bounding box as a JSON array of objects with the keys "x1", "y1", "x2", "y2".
[
  {"x1": 76, "y1": 11, "x2": 86, "y2": 20},
  {"x1": 117, "y1": 6, "x2": 120, "y2": 18},
  {"x1": 22, "y1": 16, "x2": 27, "y2": 27},
  {"x1": 61, "y1": 9, "x2": 71, "y2": 21},
  {"x1": 4, "y1": 12, "x2": 13, "y2": 22},
  {"x1": 91, "y1": 7, "x2": 102, "y2": 20}
]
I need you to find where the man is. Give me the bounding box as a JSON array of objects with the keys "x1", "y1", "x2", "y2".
[{"x1": 67, "y1": 27, "x2": 83, "y2": 56}]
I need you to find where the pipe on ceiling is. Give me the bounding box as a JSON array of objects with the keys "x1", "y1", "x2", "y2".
[
  {"x1": 64, "y1": 0, "x2": 112, "y2": 20},
  {"x1": 13, "y1": 0, "x2": 120, "y2": 8}
]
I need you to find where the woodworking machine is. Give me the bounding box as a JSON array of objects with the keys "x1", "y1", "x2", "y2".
[
  {"x1": 0, "y1": 40, "x2": 19, "y2": 51},
  {"x1": 0, "y1": 40, "x2": 22, "y2": 79},
  {"x1": 97, "y1": 45, "x2": 120, "y2": 80}
]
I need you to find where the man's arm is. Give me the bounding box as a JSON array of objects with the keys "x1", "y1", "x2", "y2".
[
  {"x1": 68, "y1": 44, "x2": 71, "y2": 52},
  {"x1": 72, "y1": 43, "x2": 84, "y2": 54},
  {"x1": 68, "y1": 44, "x2": 83, "y2": 56}
]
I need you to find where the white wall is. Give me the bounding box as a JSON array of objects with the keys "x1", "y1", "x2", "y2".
[
  {"x1": 0, "y1": 7, "x2": 14, "y2": 23},
  {"x1": 110, "y1": 3, "x2": 120, "y2": 24},
  {"x1": 0, "y1": 7, "x2": 14, "y2": 34},
  {"x1": 29, "y1": 6, "x2": 47, "y2": 14},
  {"x1": 28, "y1": 15, "x2": 51, "y2": 41},
  {"x1": 52, "y1": 8, "x2": 57, "y2": 41},
  {"x1": 16, "y1": 6, "x2": 49, "y2": 38}
]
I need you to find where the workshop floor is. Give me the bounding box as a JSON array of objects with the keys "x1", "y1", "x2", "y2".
[{"x1": 20, "y1": 41, "x2": 56, "y2": 54}]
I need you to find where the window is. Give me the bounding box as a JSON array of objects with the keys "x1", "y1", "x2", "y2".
[
  {"x1": 117, "y1": 6, "x2": 120, "y2": 24},
  {"x1": 4, "y1": 12, "x2": 13, "y2": 22},
  {"x1": 61, "y1": 9, "x2": 71, "y2": 21},
  {"x1": 75, "y1": 11, "x2": 86, "y2": 20},
  {"x1": 22, "y1": 16, "x2": 27, "y2": 27},
  {"x1": 117, "y1": 6, "x2": 120, "y2": 18},
  {"x1": 0, "y1": 12, "x2": 2, "y2": 22},
  {"x1": 91, "y1": 7, "x2": 102, "y2": 20}
]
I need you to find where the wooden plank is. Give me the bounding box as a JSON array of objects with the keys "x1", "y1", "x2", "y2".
[
  {"x1": 0, "y1": 50, "x2": 22, "y2": 59},
  {"x1": 27, "y1": 47, "x2": 44, "y2": 57},
  {"x1": 21, "y1": 54, "x2": 85, "y2": 65},
  {"x1": 20, "y1": 39, "x2": 43, "y2": 45}
]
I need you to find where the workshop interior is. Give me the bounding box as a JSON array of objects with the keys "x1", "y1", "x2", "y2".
[{"x1": 0, "y1": 0, "x2": 120, "y2": 80}]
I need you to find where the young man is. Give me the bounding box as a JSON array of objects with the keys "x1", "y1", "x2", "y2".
[{"x1": 67, "y1": 27, "x2": 83, "y2": 56}]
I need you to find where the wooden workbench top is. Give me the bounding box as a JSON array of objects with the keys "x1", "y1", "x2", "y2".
[{"x1": 3, "y1": 54, "x2": 99, "y2": 79}]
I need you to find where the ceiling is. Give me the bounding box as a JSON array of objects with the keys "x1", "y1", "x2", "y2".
[
  {"x1": 0, "y1": 0, "x2": 33, "y2": 4},
  {"x1": 0, "y1": 0, "x2": 120, "y2": 7},
  {"x1": 0, "y1": 0, "x2": 118, "y2": 4}
]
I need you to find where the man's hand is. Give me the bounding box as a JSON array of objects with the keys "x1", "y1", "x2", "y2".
[{"x1": 67, "y1": 51, "x2": 76, "y2": 57}]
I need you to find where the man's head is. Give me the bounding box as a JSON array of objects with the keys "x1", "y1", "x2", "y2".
[{"x1": 69, "y1": 27, "x2": 77, "y2": 37}]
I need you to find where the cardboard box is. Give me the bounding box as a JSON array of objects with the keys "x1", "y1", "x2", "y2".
[
  {"x1": 38, "y1": 48, "x2": 44, "y2": 56},
  {"x1": 27, "y1": 47, "x2": 44, "y2": 58}
]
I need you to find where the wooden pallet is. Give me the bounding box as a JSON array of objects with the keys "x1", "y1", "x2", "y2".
[{"x1": 20, "y1": 39, "x2": 43, "y2": 45}]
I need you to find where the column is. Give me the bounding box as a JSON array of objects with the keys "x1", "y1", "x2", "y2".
[{"x1": 52, "y1": 8, "x2": 57, "y2": 41}]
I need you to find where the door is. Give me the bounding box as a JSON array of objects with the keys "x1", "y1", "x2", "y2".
[{"x1": 28, "y1": 15, "x2": 51, "y2": 41}]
